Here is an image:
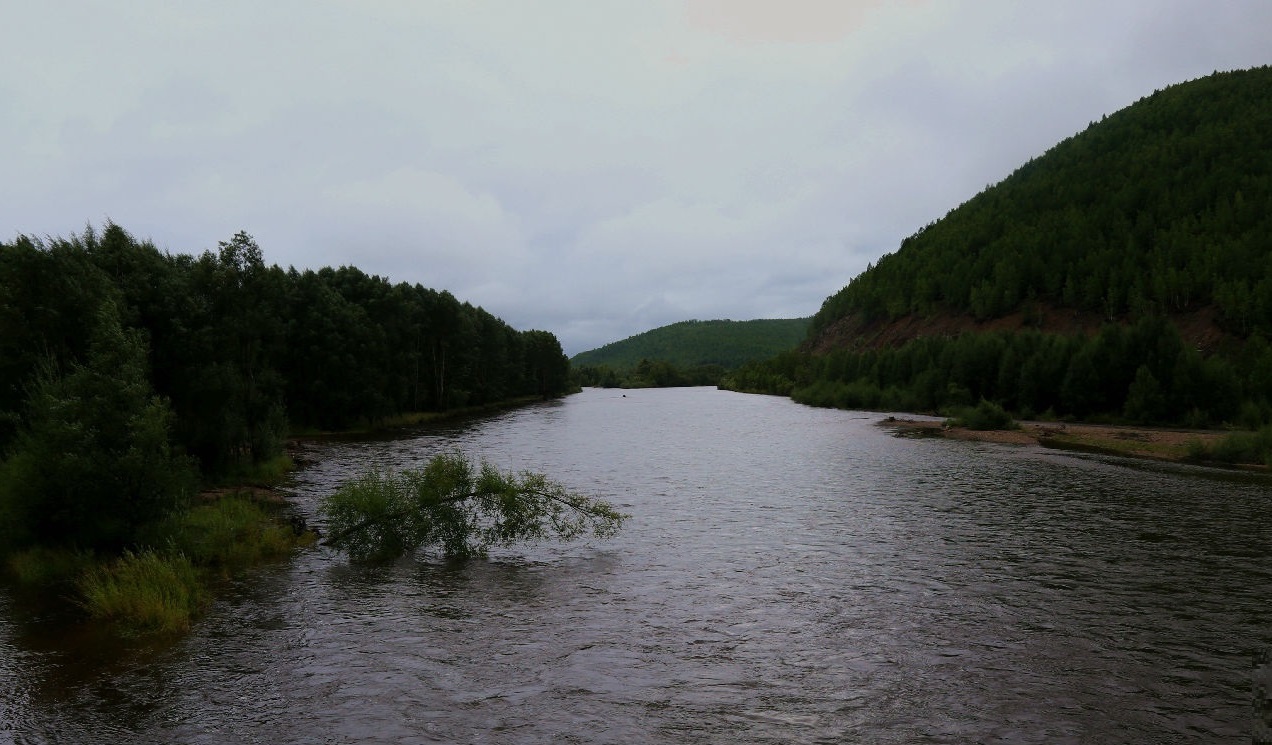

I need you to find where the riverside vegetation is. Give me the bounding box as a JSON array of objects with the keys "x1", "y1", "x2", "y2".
[
  {"x1": 723, "y1": 66, "x2": 1272, "y2": 467},
  {"x1": 0, "y1": 226, "x2": 574, "y2": 632},
  {"x1": 320, "y1": 452, "x2": 626, "y2": 563}
]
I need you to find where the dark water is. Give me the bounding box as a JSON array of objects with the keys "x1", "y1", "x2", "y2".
[{"x1": 2, "y1": 387, "x2": 1269, "y2": 743}]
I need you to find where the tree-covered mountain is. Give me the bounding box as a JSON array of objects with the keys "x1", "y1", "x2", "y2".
[
  {"x1": 572, "y1": 318, "x2": 810, "y2": 371},
  {"x1": 811, "y1": 65, "x2": 1272, "y2": 344},
  {"x1": 725, "y1": 66, "x2": 1272, "y2": 437}
]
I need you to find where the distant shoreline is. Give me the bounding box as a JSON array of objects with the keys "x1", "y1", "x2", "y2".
[{"x1": 878, "y1": 417, "x2": 1267, "y2": 471}]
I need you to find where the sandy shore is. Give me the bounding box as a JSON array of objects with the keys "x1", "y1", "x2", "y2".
[{"x1": 877, "y1": 416, "x2": 1252, "y2": 466}]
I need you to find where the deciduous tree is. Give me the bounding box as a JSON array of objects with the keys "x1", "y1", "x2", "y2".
[{"x1": 320, "y1": 453, "x2": 626, "y2": 562}]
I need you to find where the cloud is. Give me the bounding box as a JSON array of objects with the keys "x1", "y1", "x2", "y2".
[
  {"x1": 2, "y1": 1, "x2": 1269, "y2": 355},
  {"x1": 683, "y1": 0, "x2": 928, "y2": 44}
]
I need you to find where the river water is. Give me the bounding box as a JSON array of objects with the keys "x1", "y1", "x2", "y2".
[{"x1": 1, "y1": 387, "x2": 1268, "y2": 743}]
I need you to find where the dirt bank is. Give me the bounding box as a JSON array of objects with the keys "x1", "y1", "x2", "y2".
[{"x1": 877, "y1": 416, "x2": 1259, "y2": 467}]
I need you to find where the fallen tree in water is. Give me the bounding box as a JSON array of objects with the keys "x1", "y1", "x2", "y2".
[{"x1": 320, "y1": 453, "x2": 627, "y2": 562}]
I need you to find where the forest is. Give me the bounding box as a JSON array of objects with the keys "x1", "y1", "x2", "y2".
[
  {"x1": 571, "y1": 318, "x2": 808, "y2": 388},
  {"x1": 0, "y1": 224, "x2": 570, "y2": 555},
  {"x1": 724, "y1": 67, "x2": 1272, "y2": 444},
  {"x1": 810, "y1": 66, "x2": 1272, "y2": 335}
]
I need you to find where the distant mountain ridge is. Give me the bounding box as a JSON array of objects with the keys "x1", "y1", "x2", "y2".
[{"x1": 572, "y1": 318, "x2": 810, "y2": 370}]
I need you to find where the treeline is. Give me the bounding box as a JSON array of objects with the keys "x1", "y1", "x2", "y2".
[
  {"x1": 571, "y1": 318, "x2": 810, "y2": 370},
  {"x1": 570, "y1": 317, "x2": 809, "y2": 389},
  {"x1": 812, "y1": 66, "x2": 1272, "y2": 337},
  {"x1": 724, "y1": 316, "x2": 1272, "y2": 428},
  {"x1": 574, "y1": 359, "x2": 726, "y2": 389},
  {"x1": 0, "y1": 224, "x2": 569, "y2": 552}
]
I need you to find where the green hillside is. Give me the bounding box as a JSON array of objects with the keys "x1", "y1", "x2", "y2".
[
  {"x1": 725, "y1": 66, "x2": 1272, "y2": 445},
  {"x1": 812, "y1": 65, "x2": 1272, "y2": 338},
  {"x1": 572, "y1": 318, "x2": 810, "y2": 371}
]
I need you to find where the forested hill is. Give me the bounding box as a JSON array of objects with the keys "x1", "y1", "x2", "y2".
[
  {"x1": 572, "y1": 318, "x2": 810, "y2": 370},
  {"x1": 724, "y1": 66, "x2": 1272, "y2": 434},
  {"x1": 811, "y1": 65, "x2": 1272, "y2": 349}
]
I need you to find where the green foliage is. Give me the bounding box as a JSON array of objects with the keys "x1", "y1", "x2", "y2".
[
  {"x1": 0, "y1": 303, "x2": 196, "y2": 551},
  {"x1": 0, "y1": 234, "x2": 117, "y2": 451},
  {"x1": 575, "y1": 359, "x2": 727, "y2": 389},
  {"x1": 720, "y1": 350, "x2": 812, "y2": 396},
  {"x1": 5, "y1": 547, "x2": 95, "y2": 588},
  {"x1": 523, "y1": 329, "x2": 570, "y2": 399},
  {"x1": 572, "y1": 318, "x2": 811, "y2": 371},
  {"x1": 946, "y1": 399, "x2": 1018, "y2": 431},
  {"x1": 76, "y1": 550, "x2": 205, "y2": 634},
  {"x1": 735, "y1": 316, "x2": 1269, "y2": 428},
  {"x1": 812, "y1": 67, "x2": 1272, "y2": 338},
  {"x1": 321, "y1": 453, "x2": 627, "y2": 562},
  {"x1": 211, "y1": 454, "x2": 296, "y2": 489},
  {"x1": 1123, "y1": 365, "x2": 1168, "y2": 423},
  {"x1": 0, "y1": 223, "x2": 571, "y2": 482},
  {"x1": 141, "y1": 496, "x2": 309, "y2": 573},
  {"x1": 1188, "y1": 425, "x2": 1272, "y2": 467}
]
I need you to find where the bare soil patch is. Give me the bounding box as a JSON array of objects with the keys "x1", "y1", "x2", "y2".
[{"x1": 878, "y1": 416, "x2": 1237, "y2": 464}]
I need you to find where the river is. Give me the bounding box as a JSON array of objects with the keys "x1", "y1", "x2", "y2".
[{"x1": 1, "y1": 387, "x2": 1268, "y2": 743}]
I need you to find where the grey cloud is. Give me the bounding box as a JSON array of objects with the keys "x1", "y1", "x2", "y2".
[{"x1": 3, "y1": 1, "x2": 1268, "y2": 356}]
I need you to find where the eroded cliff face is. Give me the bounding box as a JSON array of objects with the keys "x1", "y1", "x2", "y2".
[{"x1": 808, "y1": 303, "x2": 1233, "y2": 355}]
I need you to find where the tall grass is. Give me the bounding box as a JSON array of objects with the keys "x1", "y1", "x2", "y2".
[
  {"x1": 145, "y1": 495, "x2": 309, "y2": 574},
  {"x1": 59, "y1": 496, "x2": 314, "y2": 633},
  {"x1": 212, "y1": 454, "x2": 295, "y2": 487},
  {"x1": 77, "y1": 550, "x2": 204, "y2": 634}
]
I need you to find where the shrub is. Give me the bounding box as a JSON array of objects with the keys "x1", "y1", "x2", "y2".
[
  {"x1": 1185, "y1": 424, "x2": 1272, "y2": 462},
  {"x1": 947, "y1": 399, "x2": 1017, "y2": 431},
  {"x1": 322, "y1": 453, "x2": 626, "y2": 563},
  {"x1": 1199, "y1": 425, "x2": 1272, "y2": 467}
]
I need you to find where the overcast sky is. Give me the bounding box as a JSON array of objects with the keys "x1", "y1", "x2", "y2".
[{"x1": 3, "y1": 1, "x2": 1269, "y2": 355}]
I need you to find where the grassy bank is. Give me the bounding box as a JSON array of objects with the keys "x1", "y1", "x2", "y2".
[
  {"x1": 2, "y1": 395, "x2": 556, "y2": 634},
  {"x1": 4, "y1": 494, "x2": 314, "y2": 634}
]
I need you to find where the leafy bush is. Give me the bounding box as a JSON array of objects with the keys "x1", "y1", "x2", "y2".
[
  {"x1": 321, "y1": 453, "x2": 626, "y2": 562},
  {"x1": 947, "y1": 399, "x2": 1018, "y2": 431},
  {"x1": 1192, "y1": 425, "x2": 1272, "y2": 466}
]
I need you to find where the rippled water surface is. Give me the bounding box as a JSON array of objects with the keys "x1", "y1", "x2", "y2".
[{"x1": 2, "y1": 387, "x2": 1269, "y2": 743}]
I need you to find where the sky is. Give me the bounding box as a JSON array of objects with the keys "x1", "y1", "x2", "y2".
[{"x1": 3, "y1": 1, "x2": 1269, "y2": 356}]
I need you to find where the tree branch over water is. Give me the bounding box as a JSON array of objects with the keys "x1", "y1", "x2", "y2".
[{"x1": 320, "y1": 453, "x2": 627, "y2": 562}]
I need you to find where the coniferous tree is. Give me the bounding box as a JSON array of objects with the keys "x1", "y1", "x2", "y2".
[{"x1": 0, "y1": 303, "x2": 195, "y2": 551}]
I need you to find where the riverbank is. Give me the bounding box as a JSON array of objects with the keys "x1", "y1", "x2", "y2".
[
  {"x1": 287, "y1": 396, "x2": 547, "y2": 438},
  {"x1": 878, "y1": 416, "x2": 1269, "y2": 470}
]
